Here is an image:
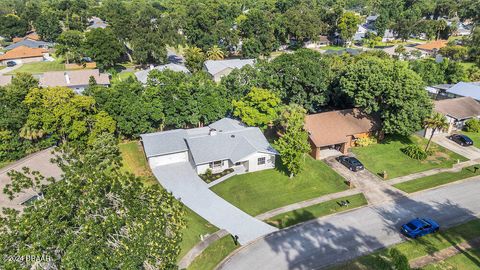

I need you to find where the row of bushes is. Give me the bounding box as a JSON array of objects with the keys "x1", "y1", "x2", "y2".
[
  {"x1": 401, "y1": 144, "x2": 432, "y2": 160},
  {"x1": 199, "y1": 168, "x2": 234, "y2": 183}
]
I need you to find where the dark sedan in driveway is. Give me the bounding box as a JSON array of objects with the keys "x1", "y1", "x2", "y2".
[
  {"x1": 448, "y1": 134, "x2": 473, "y2": 146},
  {"x1": 401, "y1": 218, "x2": 439, "y2": 238},
  {"x1": 336, "y1": 155, "x2": 364, "y2": 172}
]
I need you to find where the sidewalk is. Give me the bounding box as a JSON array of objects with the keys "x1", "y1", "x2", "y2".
[
  {"x1": 386, "y1": 160, "x2": 478, "y2": 186},
  {"x1": 409, "y1": 237, "x2": 480, "y2": 268}
]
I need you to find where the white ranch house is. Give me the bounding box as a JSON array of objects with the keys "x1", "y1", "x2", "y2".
[{"x1": 141, "y1": 118, "x2": 278, "y2": 174}]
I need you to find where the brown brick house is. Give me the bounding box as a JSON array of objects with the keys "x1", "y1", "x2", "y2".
[{"x1": 305, "y1": 109, "x2": 381, "y2": 159}]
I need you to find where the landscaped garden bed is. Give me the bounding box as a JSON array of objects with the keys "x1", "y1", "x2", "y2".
[
  {"x1": 199, "y1": 168, "x2": 234, "y2": 184},
  {"x1": 352, "y1": 135, "x2": 467, "y2": 179}
]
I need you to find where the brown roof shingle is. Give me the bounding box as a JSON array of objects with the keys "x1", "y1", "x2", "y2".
[
  {"x1": 0, "y1": 46, "x2": 46, "y2": 61},
  {"x1": 305, "y1": 108, "x2": 380, "y2": 147},
  {"x1": 415, "y1": 40, "x2": 448, "y2": 52},
  {"x1": 39, "y1": 69, "x2": 110, "y2": 88},
  {"x1": 434, "y1": 97, "x2": 480, "y2": 120}
]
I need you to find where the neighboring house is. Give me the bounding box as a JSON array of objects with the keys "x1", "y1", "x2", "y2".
[
  {"x1": 415, "y1": 40, "x2": 448, "y2": 55},
  {"x1": 204, "y1": 59, "x2": 255, "y2": 82},
  {"x1": 0, "y1": 46, "x2": 48, "y2": 65},
  {"x1": 381, "y1": 30, "x2": 395, "y2": 42},
  {"x1": 324, "y1": 48, "x2": 362, "y2": 56},
  {"x1": 5, "y1": 39, "x2": 53, "y2": 51},
  {"x1": 87, "y1": 17, "x2": 108, "y2": 29},
  {"x1": 140, "y1": 118, "x2": 278, "y2": 175},
  {"x1": 456, "y1": 23, "x2": 472, "y2": 36},
  {"x1": 426, "y1": 97, "x2": 480, "y2": 137},
  {"x1": 382, "y1": 45, "x2": 426, "y2": 60},
  {"x1": 303, "y1": 35, "x2": 330, "y2": 49},
  {"x1": 134, "y1": 63, "x2": 190, "y2": 84},
  {"x1": 305, "y1": 109, "x2": 381, "y2": 159},
  {"x1": 12, "y1": 32, "x2": 41, "y2": 43},
  {"x1": 0, "y1": 75, "x2": 12, "y2": 86},
  {"x1": 436, "y1": 82, "x2": 480, "y2": 102},
  {"x1": 39, "y1": 69, "x2": 110, "y2": 93}
]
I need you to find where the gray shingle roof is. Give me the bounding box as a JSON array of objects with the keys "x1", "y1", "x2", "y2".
[
  {"x1": 434, "y1": 97, "x2": 480, "y2": 120},
  {"x1": 140, "y1": 118, "x2": 278, "y2": 164},
  {"x1": 446, "y1": 82, "x2": 480, "y2": 100},
  {"x1": 134, "y1": 64, "x2": 190, "y2": 84},
  {"x1": 204, "y1": 59, "x2": 255, "y2": 76},
  {"x1": 5, "y1": 39, "x2": 52, "y2": 50}
]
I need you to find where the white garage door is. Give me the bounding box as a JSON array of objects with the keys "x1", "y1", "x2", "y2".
[{"x1": 149, "y1": 151, "x2": 188, "y2": 167}]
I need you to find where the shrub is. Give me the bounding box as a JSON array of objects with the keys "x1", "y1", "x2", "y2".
[
  {"x1": 401, "y1": 144, "x2": 428, "y2": 160},
  {"x1": 356, "y1": 136, "x2": 377, "y2": 147},
  {"x1": 464, "y1": 118, "x2": 480, "y2": 133}
]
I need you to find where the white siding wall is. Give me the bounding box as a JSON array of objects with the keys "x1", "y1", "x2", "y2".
[
  {"x1": 196, "y1": 159, "x2": 230, "y2": 174},
  {"x1": 148, "y1": 151, "x2": 188, "y2": 167},
  {"x1": 241, "y1": 152, "x2": 275, "y2": 172}
]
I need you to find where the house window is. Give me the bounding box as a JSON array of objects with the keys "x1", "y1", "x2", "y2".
[
  {"x1": 257, "y1": 157, "x2": 266, "y2": 165},
  {"x1": 235, "y1": 162, "x2": 241, "y2": 166},
  {"x1": 210, "y1": 160, "x2": 222, "y2": 168}
]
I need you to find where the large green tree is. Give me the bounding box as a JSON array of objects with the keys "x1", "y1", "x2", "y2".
[
  {"x1": 0, "y1": 134, "x2": 184, "y2": 269},
  {"x1": 337, "y1": 11, "x2": 361, "y2": 45},
  {"x1": 55, "y1": 30, "x2": 85, "y2": 64},
  {"x1": 339, "y1": 56, "x2": 432, "y2": 136},
  {"x1": 0, "y1": 14, "x2": 28, "y2": 39},
  {"x1": 34, "y1": 10, "x2": 62, "y2": 42},
  {"x1": 22, "y1": 87, "x2": 115, "y2": 143},
  {"x1": 84, "y1": 28, "x2": 125, "y2": 69},
  {"x1": 232, "y1": 87, "x2": 281, "y2": 129}
]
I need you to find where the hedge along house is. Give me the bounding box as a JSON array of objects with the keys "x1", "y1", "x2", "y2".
[
  {"x1": 305, "y1": 109, "x2": 381, "y2": 159},
  {"x1": 140, "y1": 118, "x2": 278, "y2": 175}
]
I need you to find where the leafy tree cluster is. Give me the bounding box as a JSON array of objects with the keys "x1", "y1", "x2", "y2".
[
  {"x1": 409, "y1": 58, "x2": 469, "y2": 85},
  {"x1": 0, "y1": 134, "x2": 185, "y2": 269}
]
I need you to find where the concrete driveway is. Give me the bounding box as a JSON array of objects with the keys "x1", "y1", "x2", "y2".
[
  {"x1": 325, "y1": 157, "x2": 406, "y2": 205},
  {"x1": 218, "y1": 177, "x2": 480, "y2": 270},
  {"x1": 0, "y1": 63, "x2": 22, "y2": 75},
  {"x1": 151, "y1": 162, "x2": 277, "y2": 245},
  {"x1": 0, "y1": 148, "x2": 61, "y2": 211},
  {"x1": 433, "y1": 135, "x2": 480, "y2": 160}
]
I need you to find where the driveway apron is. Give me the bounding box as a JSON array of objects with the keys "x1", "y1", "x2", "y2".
[{"x1": 151, "y1": 162, "x2": 277, "y2": 245}]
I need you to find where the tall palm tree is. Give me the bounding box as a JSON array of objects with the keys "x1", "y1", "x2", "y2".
[
  {"x1": 207, "y1": 45, "x2": 224, "y2": 60},
  {"x1": 424, "y1": 112, "x2": 449, "y2": 152}
]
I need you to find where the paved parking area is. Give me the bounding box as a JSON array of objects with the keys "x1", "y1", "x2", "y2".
[
  {"x1": 0, "y1": 148, "x2": 61, "y2": 210},
  {"x1": 325, "y1": 157, "x2": 406, "y2": 205},
  {"x1": 433, "y1": 135, "x2": 480, "y2": 160},
  {"x1": 151, "y1": 162, "x2": 277, "y2": 245}
]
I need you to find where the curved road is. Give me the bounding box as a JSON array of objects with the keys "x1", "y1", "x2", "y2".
[{"x1": 218, "y1": 178, "x2": 480, "y2": 270}]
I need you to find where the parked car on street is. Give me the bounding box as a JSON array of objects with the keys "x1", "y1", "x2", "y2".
[
  {"x1": 336, "y1": 155, "x2": 364, "y2": 172},
  {"x1": 401, "y1": 218, "x2": 439, "y2": 238},
  {"x1": 6, "y1": 61, "x2": 16, "y2": 67},
  {"x1": 448, "y1": 134, "x2": 473, "y2": 146}
]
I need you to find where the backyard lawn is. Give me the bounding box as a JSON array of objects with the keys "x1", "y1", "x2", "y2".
[
  {"x1": 188, "y1": 235, "x2": 238, "y2": 270},
  {"x1": 111, "y1": 71, "x2": 136, "y2": 83},
  {"x1": 266, "y1": 193, "x2": 367, "y2": 229},
  {"x1": 331, "y1": 219, "x2": 480, "y2": 270},
  {"x1": 118, "y1": 141, "x2": 218, "y2": 259},
  {"x1": 211, "y1": 156, "x2": 348, "y2": 216},
  {"x1": 394, "y1": 165, "x2": 480, "y2": 193},
  {"x1": 352, "y1": 135, "x2": 467, "y2": 180},
  {"x1": 461, "y1": 131, "x2": 480, "y2": 148},
  {"x1": 8, "y1": 61, "x2": 66, "y2": 74}
]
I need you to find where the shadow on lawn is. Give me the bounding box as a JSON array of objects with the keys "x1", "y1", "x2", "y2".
[
  {"x1": 262, "y1": 182, "x2": 479, "y2": 270},
  {"x1": 267, "y1": 210, "x2": 316, "y2": 229}
]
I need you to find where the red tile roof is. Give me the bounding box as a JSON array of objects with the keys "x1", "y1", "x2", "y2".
[{"x1": 0, "y1": 46, "x2": 46, "y2": 61}]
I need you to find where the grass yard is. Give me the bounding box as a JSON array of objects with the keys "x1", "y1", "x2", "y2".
[
  {"x1": 0, "y1": 66, "x2": 5, "y2": 70},
  {"x1": 321, "y1": 45, "x2": 345, "y2": 51},
  {"x1": 394, "y1": 165, "x2": 480, "y2": 193},
  {"x1": 352, "y1": 135, "x2": 467, "y2": 180},
  {"x1": 111, "y1": 71, "x2": 135, "y2": 83},
  {"x1": 188, "y1": 235, "x2": 239, "y2": 270},
  {"x1": 0, "y1": 160, "x2": 12, "y2": 169},
  {"x1": 8, "y1": 61, "x2": 66, "y2": 74},
  {"x1": 331, "y1": 219, "x2": 480, "y2": 270},
  {"x1": 118, "y1": 140, "x2": 218, "y2": 259},
  {"x1": 423, "y1": 248, "x2": 480, "y2": 270},
  {"x1": 266, "y1": 193, "x2": 367, "y2": 229},
  {"x1": 211, "y1": 156, "x2": 348, "y2": 216},
  {"x1": 461, "y1": 131, "x2": 480, "y2": 148}
]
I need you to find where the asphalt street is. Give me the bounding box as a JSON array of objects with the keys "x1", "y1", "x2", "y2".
[{"x1": 218, "y1": 177, "x2": 480, "y2": 270}]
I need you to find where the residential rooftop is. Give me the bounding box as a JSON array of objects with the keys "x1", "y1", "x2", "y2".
[
  {"x1": 0, "y1": 46, "x2": 47, "y2": 61},
  {"x1": 39, "y1": 69, "x2": 110, "y2": 88},
  {"x1": 434, "y1": 97, "x2": 480, "y2": 120},
  {"x1": 204, "y1": 59, "x2": 255, "y2": 76},
  {"x1": 134, "y1": 63, "x2": 189, "y2": 84}
]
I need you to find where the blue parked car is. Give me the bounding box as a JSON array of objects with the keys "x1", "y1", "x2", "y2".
[{"x1": 401, "y1": 218, "x2": 439, "y2": 238}]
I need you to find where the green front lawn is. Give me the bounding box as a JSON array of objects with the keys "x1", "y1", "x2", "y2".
[
  {"x1": 331, "y1": 219, "x2": 480, "y2": 270},
  {"x1": 352, "y1": 135, "x2": 467, "y2": 180},
  {"x1": 188, "y1": 236, "x2": 239, "y2": 270},
  {"x1": 321, "y1": 45, "x2": 345, "y2": 51},
  {"x1": 0, "y1": 66, "x2": 6, "y2": 70},
  {"x1": 8, "y1": 61, "x2": 66, "y2": 74},
  {"x1": 266, "y1": 193, "x2": 367, "y2": 229},
  {"x1": 394, "y1": 165, "x2": 480, "y2": 193},
  {"x1": 118, "y1": 140, "x2": 218, "y2": 259},
  {"x1": 211, "y1": 156, "x2": 348, "y2": 216},
  {"x1": 461, "y1": 131, "x2": 480, "y2": 148},
  {"x1": 423, "y1": 248, "x2": 480, "y2": 270},
  {"x1": 111, "y1": 71, "x2": 135, "y2": 83}
]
